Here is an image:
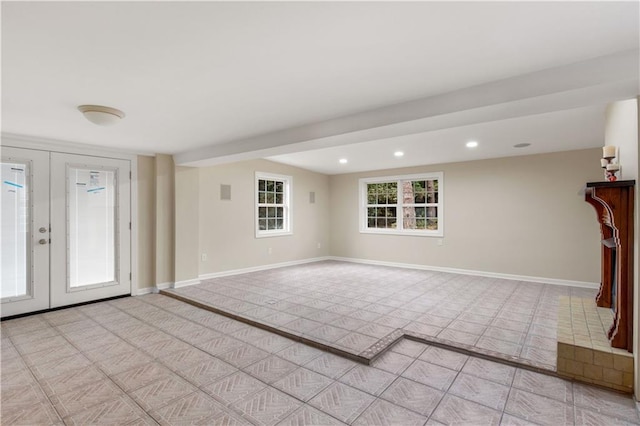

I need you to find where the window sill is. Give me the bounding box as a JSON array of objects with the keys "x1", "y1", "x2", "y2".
[
  {"x1": 359, "y1": 229, "x2": 443, "y2": 237},
  {"x1": 255, "y1": 231, "x2": 293, "y2": 239}
]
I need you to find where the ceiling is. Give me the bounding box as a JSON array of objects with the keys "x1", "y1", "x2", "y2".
[{"x1": 2, "y1": 2, "x2": 638, "y2": 174}]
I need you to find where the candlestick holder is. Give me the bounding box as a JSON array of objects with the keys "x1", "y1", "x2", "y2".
[{"x1": 601, "y1": 157, "x2": 620, "y2": 182}]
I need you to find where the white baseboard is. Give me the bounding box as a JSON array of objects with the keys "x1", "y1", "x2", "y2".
[
  {"x1": 157, "y1": 282, "x2": 173, "y2": 290},
  {"x1": 133, "y1": 286, "x2": 156, "y2": 296},
  {"x1": 173, "y1": 279, "x2": 201, "y2": 289},
  {"x1": 199, "y1": 256, "x2": 331, "y2": 280},
  {"x1": 329, "y1": 256, "x2": 599, "y2": 289}
]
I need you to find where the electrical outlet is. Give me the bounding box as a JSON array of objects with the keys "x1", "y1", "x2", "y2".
[
  {"x1": 201, "y1": 253, "x2": 207, "y2": 261},
  {"x1": 437, "y1": 239, "x2": 443, "y2": 246},
  {"x1": 317, "y1": 242, "x2": 321, "y2": 249},
  {"x1": 268, "y1": 247, "x2": 273, "y2": 255}
]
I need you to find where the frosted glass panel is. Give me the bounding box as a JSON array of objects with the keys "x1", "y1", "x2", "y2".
[
  {"x1": 1, "y1": 162, "x2": 29, "y2": 298},
  {"x1": 69, "y1": 168, "x2": 116, "y2": 288}
]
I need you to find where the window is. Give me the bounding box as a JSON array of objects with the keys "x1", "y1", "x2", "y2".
[
  {"x1": 255, "y1": 172, "x2": 292, "y2": 238},
  {"x1": 359, "y1": 172, "x2": 443, "y2": 236}
]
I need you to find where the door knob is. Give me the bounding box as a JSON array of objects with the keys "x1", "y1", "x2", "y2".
[
  {"x1": 39, "y1": 227, "x2": 47, "y2": 233},
  {"x1": 38, "y1": 239, "x2": 48, "y2": 245}
]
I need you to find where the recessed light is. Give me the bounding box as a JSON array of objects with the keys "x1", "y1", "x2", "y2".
[
  {"x1": 513, "y1": 143, "x2": 531, "y2": 148},
  {"x1": 394, "y1": 151, "x2": 404, "y2": 157},
  {"x1": 339, "y1": 158, "x2": 348, "y2": 164},
  {"x1": 466, "y1": 141, "x2": 478, "y2": 148}
]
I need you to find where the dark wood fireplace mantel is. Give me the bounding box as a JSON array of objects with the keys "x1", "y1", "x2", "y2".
[{"x1": 585, "y1": 180, "x2": 635, "y2": 352}]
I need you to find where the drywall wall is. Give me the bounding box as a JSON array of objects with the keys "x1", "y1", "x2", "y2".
[
  {"x1": 136, "y1": 155, "x2": 156, "y2": 291},
  {"x1": 605, "y1": 97, "x2": 639, "y2": 398},
  {"x1": 155, "y1": 154, "x2": 175, "y2": 285},
  {"x1": 198, "y1": 159, "x2": 330, "y2": 274},
  {"x1": 330, "y1": 148, "x2": 603, "y2": 283},
  {"x1": 175, "y1": 166, "x2": 200, "y2": 283}
]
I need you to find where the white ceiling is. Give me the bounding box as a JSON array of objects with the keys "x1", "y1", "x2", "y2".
[{"x1": 2, "y1": 2, "x2": 638, "y2": 174}]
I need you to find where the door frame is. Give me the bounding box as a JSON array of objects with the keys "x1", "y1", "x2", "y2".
[{"x1": 2, "y1": 133, "x2": 140, "y2": 297}]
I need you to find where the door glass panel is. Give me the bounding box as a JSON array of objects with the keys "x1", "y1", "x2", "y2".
[
  {"x1": 1, "y1": 162, "x2": 29, "y2": 298},
  {"x1": 69, "y1": 168, "x2": 116, "y2": 288}
]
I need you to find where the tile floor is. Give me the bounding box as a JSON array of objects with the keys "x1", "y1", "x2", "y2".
[
  {"x1": 166, "y1": 261, "x2": 597, "y2": 371},
  {"x1": 2, "y1": 292, "x2": 639, "y2": 425}
]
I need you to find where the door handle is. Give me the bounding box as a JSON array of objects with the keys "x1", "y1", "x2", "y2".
[
  {"x1": 38, "y1": 239, "x2": 48, "y2": 245},
  {"x1": 39, "y1": 227, "x2": 48, "y2": 233}
]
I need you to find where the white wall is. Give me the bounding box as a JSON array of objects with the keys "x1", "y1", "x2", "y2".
[
  {"x1": 605, "y1": 98, "x2": 639, "y2": 399},
  {"x1": 329, "y1": 148, "x2": 603, "y2": 283},
  {"x1": 198, "y1": 159, "x2": 330, "y2": 275}
]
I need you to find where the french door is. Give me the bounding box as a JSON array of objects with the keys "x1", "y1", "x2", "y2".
[{"x1": 1, "y1": 147, "x2": 131, "y2": 317}]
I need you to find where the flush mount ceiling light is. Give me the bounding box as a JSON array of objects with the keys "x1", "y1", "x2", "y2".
[
  {"x1": 513, "y1": 143, "x2": 531, "y2": 148},
  {"x1": 466, "y1": 140, "x2": 479, "y2": 148},
  {"x1": 78, "y1": 105, "x2": 125, "y2": 126},
  {"x1": 394, "y1": 151, "x2": 404, "y2": 157},
  {"x1": 339, "y1": 158, "x2": 348, "y2": 164}
]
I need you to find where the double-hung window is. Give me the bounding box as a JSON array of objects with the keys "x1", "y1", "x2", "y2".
[
  {"x1": 255, "y1": 172, "x2": 292, "y2": 238},
  {"x1": 360, "y1": 172, "x2": 443, "y2": 236}
]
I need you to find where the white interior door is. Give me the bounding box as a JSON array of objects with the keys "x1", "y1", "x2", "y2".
[
  {"x1": 1, "y1": 147, "x2": 50, "y2": 317},
  {"x1": 50, "y1": 153, "x2": 131, "y2": 308}
]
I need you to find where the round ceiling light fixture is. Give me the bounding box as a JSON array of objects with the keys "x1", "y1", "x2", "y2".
[
  {"x1": 513, "y1": 143, "x2": 531, "y2": 148},
  {"x1": 78, "y1": 105, "x2": 125, "y2": 126},
  {"x1": 466, "y1": 140, "x2": 479, "y2": 148},
  {"x1": 339, "y1": 158, "x2": 348, "y2": 164},
  {"x1": 394, "y1": 151, "x2": 404, "y2": 157}
]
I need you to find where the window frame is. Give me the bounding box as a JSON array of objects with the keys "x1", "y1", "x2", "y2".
[
  {"x1": 359, "y1": 172, "x2": 443, "y2": 237},
  {"x1": 255, "y1": 172, "x2": 292, "y2": 238}
]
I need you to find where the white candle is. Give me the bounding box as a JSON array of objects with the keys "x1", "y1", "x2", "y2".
[
  {"x1": 600, "y1": 159, "x2": 608, "y2": 168},
  {"x1": 603, "y1": 146, "x2": 616, "y2": 158},
  {"x1": 606, "y1": 164, "x2": 620, "y2": 171}
]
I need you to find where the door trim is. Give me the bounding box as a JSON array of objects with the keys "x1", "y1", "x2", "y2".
[{"x1": 2, "y1": 133, "x2": 140, "y2": 297}]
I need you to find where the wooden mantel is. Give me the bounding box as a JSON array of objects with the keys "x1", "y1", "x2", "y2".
[{"x1": 585, "y1": 180, "x2": 635, "y2": 352}]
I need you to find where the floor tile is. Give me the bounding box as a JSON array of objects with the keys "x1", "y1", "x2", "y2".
[
  {"x1": 504, "y1": 388, "x2": 574, "y2": 425},
  {"x1": 461, "y1": 357, "x2": 516, "y2": 386},
  {"x1": 572, "y1": 382, "x2": 640, "y2": 422},
  {"x1": 276, "y1": 342, "x2": 324, "y2": 366},
  {"x1": 202, "y1": 371, "x2": 267, "y2": 406},
  {"x1": 380, "y1": 377, "x2": 443, "y2": 417},
  {"x1": 50, "y1": 380, "x2": 124, "y2": 417},
  {"x1": 218, "y1": 344, "x2": 270, "y2": 368},
  {"x1": 31, "y1": 353, "x2": 93, "y2": 380},
  {"x1": 179, "y1": 357, "x2": 238, "y2": 387},
  {"x1": 304, "y1": 353, "x2": 356, "y2": 379},
  {"x1": 150, "y1": 391, "x2": 227, "y2": 425},
  {"x1": 1, "y1": 400, "x2": 62, "y2": 425},
  {"x1": 39, "y1": 365, "x2": 107, "y2": 397},
  {"x1": 420, "y1": 346, "x2": 469, "y2": 371},
  {"x1": 401, "y1": 359, "x2": 457, "y2": 391},
  {"x1": 389, "y1": 338, "x2": 428, "y2": 358},
  {"x1": 475, "y1": 336, "x2": 522, "y2": 356},
  {"x1": 277, "y1": 404, "x2": 346, "y2": 426},
  {"x1": 432, "y1": 394, "x2": 503, "y2": 425},
  {"x1": 370, "y1": 351, "x2": 414, "y2": 375},
  {"x1": 234, "y1": 387, "x2": 302, "y2": 426},
  {"x1": 338, "y1": 364, "x2": 397, "y2": 396},
  {"x1": 448, "y1": 372, "x2": 510, "y2": 411},
  {"x1": 96, "y1": 350, "x2": 153, "y2": 376},
  {"x1": 308, "y1": 382, "x2": 376, "y2": 424},
  {"x1": 244, "y1": 355, "x2": 299, "y2": 384},
  {"x1": 352, "y1": 399, "x2": 427, "y2": 425},
  {"x1": 573, "y1": 406, "x2": 639, "y2": 426},
  {"x1": 112, "y1": 361, "x2": 174, "y2": 391},
  {"x1": 272, "y1": 367, "x2": 334, "y2": 402},
  {"x1": 437, "y1": 328, "x2": 481, "y2": 345},
  {"x1": 129, "y1": 375, "x2": 197, "y2": 412},
  {"x1": 512, "y1": 369, "x2": 573, "y2": 404}
]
